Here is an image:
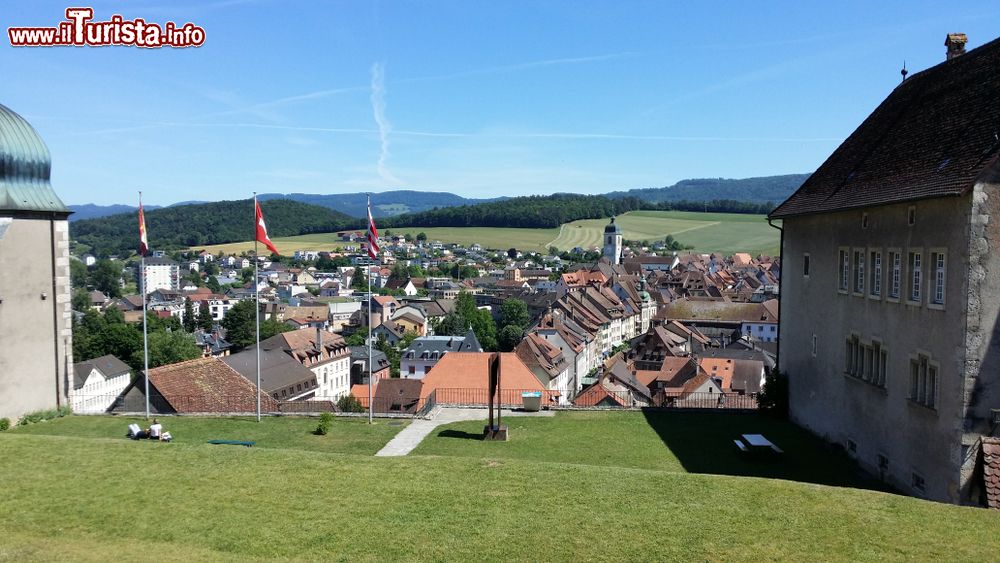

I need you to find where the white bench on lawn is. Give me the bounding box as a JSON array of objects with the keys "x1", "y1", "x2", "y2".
[{"x1": 741, "y1": 433, "x2": 783, "y2": 453}]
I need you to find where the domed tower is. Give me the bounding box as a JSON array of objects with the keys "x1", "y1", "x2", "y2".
[
  {"x1": 0, "y1": 103, "x2": 73, "y2": 422},
  {"x1": 603, "y1": 216, "x2": 622, "y2": 265}
]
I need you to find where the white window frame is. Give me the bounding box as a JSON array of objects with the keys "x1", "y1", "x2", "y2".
[
  {"x1": 838, "y1": 247, "x2": 850, "y2": 293},
  {"x1": 888, "y1": 249, "x2": 902, "y2": 301},
  {"x1": 908, "y1": 250, "x2": 923, "y2": 305},
  {"x1": 869, "y1": 249, "x2": 882, "y2": 299},
  {"x1": 853, "y1": 249, "x2": 865, "y2": 295},
  {"x1": 929, "y1": 249, "x2": 946, "y2": 308}
]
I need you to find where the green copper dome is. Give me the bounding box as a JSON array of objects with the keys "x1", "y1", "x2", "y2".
[{"x1": 0, "y1": 103, "x2": 69, "y2": 214}]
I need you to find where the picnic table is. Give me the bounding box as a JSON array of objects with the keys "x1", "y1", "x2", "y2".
[{"x1": 734, "y1": 433, "x2": 783, "y2": 454}]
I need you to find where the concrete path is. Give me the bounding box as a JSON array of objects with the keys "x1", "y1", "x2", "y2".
[{"x1": 375, "y1": 407, "x2": 553, "y2": 457}]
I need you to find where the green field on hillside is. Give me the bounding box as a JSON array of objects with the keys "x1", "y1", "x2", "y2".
[
  {"x1": 2, "y1": 413, "x2": 998, "y2": 560},
  {"x1": 194, "y1": 210, "x2": 778, "y2": 256}
]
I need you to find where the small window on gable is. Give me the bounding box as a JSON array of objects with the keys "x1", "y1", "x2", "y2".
[
  {"x1": 803, "y1": 253, "x2": 810, "y2": 277},
  {"x1": 907, "y1": 206, "x2": 916, "y2": 226},
  {"x1": 911, "y1": 473, "x2": 926, "y2": 494},
  {"x1": 862, "y1": 213, "x2": 869, "y2": 229}
]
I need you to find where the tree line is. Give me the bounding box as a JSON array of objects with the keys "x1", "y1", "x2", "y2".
[{"x1": 71, "y1": 199, "x2": 356, "y2": 258}]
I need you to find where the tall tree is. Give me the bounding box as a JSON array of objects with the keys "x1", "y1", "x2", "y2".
[
  {"x1": 72, "y1": 288, "x2": 92, "y2": 312},
  {"x1": 351, "y1": 267, "x2": 367, "y2": 290},
  {"x1": 183, "y1": 298, "x2": 196, "y2": 332},
  {"x1": 221, "y1": 300, "x2": 256, "y2": 352},
  {"x1": 89, "y1": 259, "x2": 123, "y2": 298},
  {"x1": 134, "y1": 331, "x2": 201, "y2": 369},
  {"x1": 70, "y1": 259, "x2": 89, "y2": 289},
  {"x1": 499, "y1": 298, "x2": 530, "y2": 331},
  {"x1": 206, "y1": 275, "x2": 222, "y2": 293},
  {"x1": 498, "y1": 324, "x2": 524, "y2": 353},
  {"x1": 197, "y1": 301, "x2": 214, "y2": 332}
]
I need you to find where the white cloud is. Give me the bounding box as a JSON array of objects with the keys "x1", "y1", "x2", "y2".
[{"x1": 370, "y1": 62, "x2": 402, "y2": 186}]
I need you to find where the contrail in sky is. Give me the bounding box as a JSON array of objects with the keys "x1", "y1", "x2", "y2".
[{"x1": 370, "y1": 62, "x2": 402, "y2": 186}]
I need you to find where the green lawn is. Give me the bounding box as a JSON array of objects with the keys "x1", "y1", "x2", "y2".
[
  {"x1": 10, "y1": 415, "x2": 407, "y2": 456},
  {"x1": 1, "y1": 431, "x2": 998, "y2": 561},
  {"x1": 414, "y1": 411, "x2": 880, "y2": 489},
  {"x1": 550, "y1": 210, "x2": 779, "y2": 256},
  {"x1": 193, "y1": 210, "x2": 779, "y2": 255}
]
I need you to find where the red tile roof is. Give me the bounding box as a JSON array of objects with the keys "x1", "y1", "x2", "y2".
[
  {"x1": 983, "y1": 437, "x2": 1000, "y2": 509},
  {"x1": 146, "y1": 357, "x2": 277, "y2": 413},
  {"x1": 420, "y1": 352, "x2": 547, "y2": 404}
]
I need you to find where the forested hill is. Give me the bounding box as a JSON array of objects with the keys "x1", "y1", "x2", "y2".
[
  {"x1": 72, "y1": 199, "x2": 355, "y2": 257},
  {"x1": 606, "y1": 174, "x2": 810, "y2": 204},
  {"x1": 257, "y1": 190, "x2": 502, "y2": 218},
  {"x1": 380, "y1": 194, "x2": 648, "y2": 229}
]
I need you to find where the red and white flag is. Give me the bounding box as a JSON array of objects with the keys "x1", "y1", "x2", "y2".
[
  {"x1": 255, "y1": 199, "x2": 279, "y2": 255},
  {"x1": 138, "y1": 200, "x2": 148, "y2": 256},
  {"x1": 366, "y1": 198, "x2": 380, "y2": 260}
]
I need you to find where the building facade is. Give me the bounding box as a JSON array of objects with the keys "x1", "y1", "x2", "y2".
[
  {"x1": 770, "y1": 34, "x2": 1000, "y2": 505},
  {"x1": 142, "y1": 257, "x2": 180, "y2": 294},
  {"x1": 0, "y1": 104, "x2": 73, "y2": 422}
]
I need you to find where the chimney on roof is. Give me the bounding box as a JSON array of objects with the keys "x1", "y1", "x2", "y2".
[{"x1": 945, "y1": 33, "x2": 967, "y2": 60}]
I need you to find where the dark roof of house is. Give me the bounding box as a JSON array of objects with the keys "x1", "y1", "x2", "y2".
[
  {"x1": 73, "y1": 354, "x2": 131, "y2": 389},
  {"x1": 349, "y1": 346, "x2": 390, "y2": 369},
  {"x1": 402, "y1": 331, "x2": 480, "y2": 359},
  {"x1": 771, "y1": 36, "x2": 1000, "y2": 218},
  {"x1": 373, "y1": 379, "x2": 424, "y2": 413},
  {"x1": 223, "y1": 346, "x2": 317, "y2": 392}
]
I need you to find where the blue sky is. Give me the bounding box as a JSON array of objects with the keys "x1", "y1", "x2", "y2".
[{"x1": 2, "y1": 1, "x2": 998, "y2": 206}]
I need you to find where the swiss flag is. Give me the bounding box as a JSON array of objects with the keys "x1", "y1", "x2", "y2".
[{"x1": 255, "y1": 200, "x2": 279, "y2": 255}]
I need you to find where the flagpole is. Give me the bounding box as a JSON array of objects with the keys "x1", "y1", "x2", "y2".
[
  {"x1": 140, "y1": 191, "x2": 150, "y2": 420},
  {"x1": 254, "y1": 193, "x2": 262, "y2": 423},
  {"x1": 367, "y1": 194, "x2": 374, "y2": 424}
]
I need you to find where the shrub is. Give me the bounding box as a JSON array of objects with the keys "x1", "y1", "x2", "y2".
[
  {"x1": 315, "y1": 412, "x2": 333, "y2": 436},
  {"x1": 0, "y1": 418, "x2": 10, "y2": 432},
  {"x1": 757, "y1": 369, "x2": 789, "y2": 418},
  {"x1": 337, "y1": 394, "x2": 365, "y2": 413},
  {"x1": 16, "y1": 405, "x2": 72, "y2": 427}
]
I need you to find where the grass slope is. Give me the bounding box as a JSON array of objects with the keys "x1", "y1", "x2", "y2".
[
  {"x1": 194, "y1": 211, "x2": 777, "y2": 256},
  {"x1": 10, "y1": 415, "x2": 406, "y2": 456},
  {"x1": 414, "y1": 411, "x2": 878, "y2": 488},
  {"x1": 2, "y1": 431, "x2": 998, "y2": 561}
]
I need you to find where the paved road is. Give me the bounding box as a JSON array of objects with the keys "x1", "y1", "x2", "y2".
[{"x1": 375, "y1": 407, "x2": 554, "y2": 457}]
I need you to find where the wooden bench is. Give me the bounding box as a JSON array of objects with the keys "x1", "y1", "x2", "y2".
[{"x1": 207, "y1": 439, "x2": 255, "y2": 447}]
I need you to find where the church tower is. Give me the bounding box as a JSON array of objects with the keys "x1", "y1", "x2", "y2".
[
  {"x1": 0, "y1": 103, "x2": 73, "y2": 422},
  {"x1": 603, "y1": 217, "x2": 622, "y2": 265}
]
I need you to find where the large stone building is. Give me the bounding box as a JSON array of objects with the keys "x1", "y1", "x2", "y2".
[
  {"x1": 0, "y1": 103, "x2": 73, "y2": 421},
  {"x1": 770, "y1": 34, "x2": 1000, "y2": 505}
]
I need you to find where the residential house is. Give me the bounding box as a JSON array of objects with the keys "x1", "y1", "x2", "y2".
[
  {"x1": 418, "y1": 352, "x2": 551, "y2": 406},
  {"x1": 349, "y1": 346, "x2": 391, "y2": 384},
  {"x1": 112, "y1": 357, "x2": 278, "y2": 414},
  {"x1": 401, "y1": 329, "x2": 482, "y2": 379},
  {"x1": 515, "y1": 333, "x2": 574, "y2": 403},
  {"x1": 71, "y1": 355, "x2": 131, "y2": 414},
  {"x1": 226, "y1": 329, "x2": 352, "y2": 401}
]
